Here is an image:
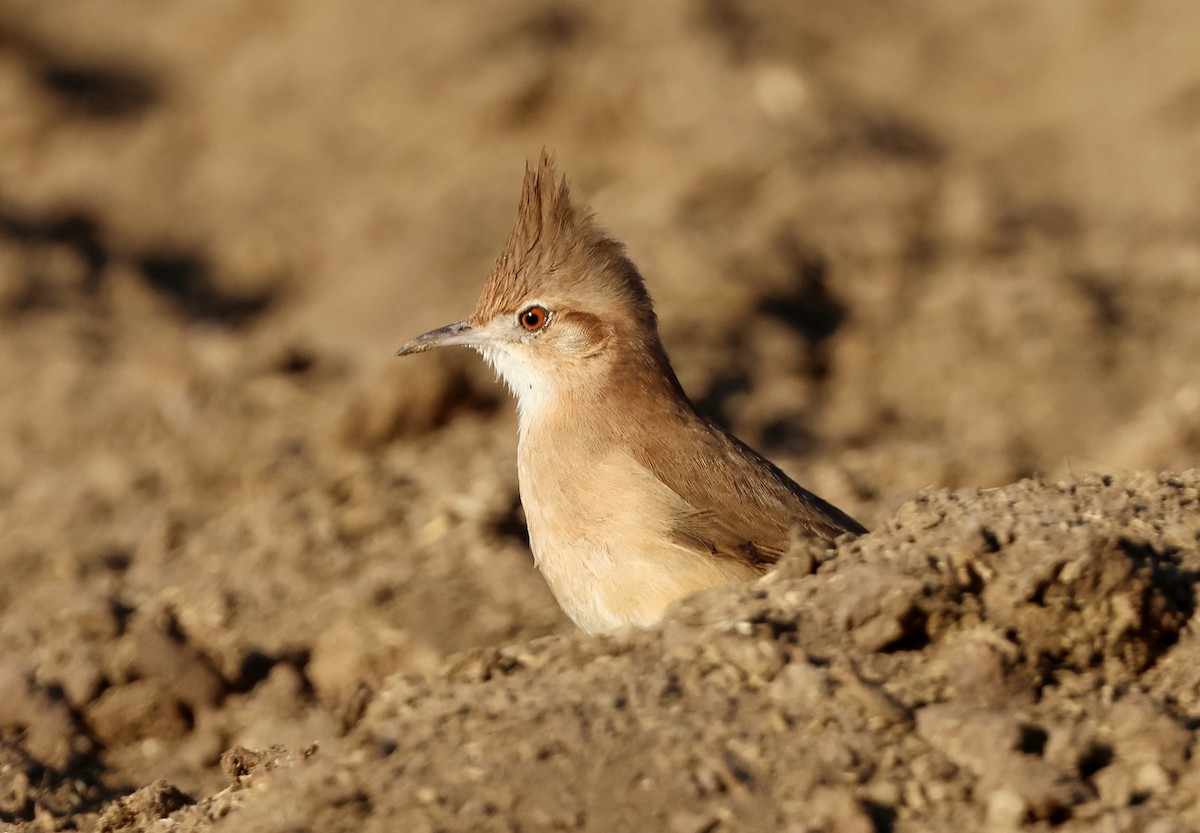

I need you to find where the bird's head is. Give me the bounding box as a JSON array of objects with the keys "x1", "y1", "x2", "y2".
[{"x1": 398, "y1": 153, "x2": 672, "y2": 422}]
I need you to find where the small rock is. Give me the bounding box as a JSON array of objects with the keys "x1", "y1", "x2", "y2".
[{"x1": 97, "y1": 779, "x2": 193, "y2": 833}]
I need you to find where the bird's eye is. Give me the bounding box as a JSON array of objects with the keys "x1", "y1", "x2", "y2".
[{"x1": 519, "y1": 305, "x2": 549, "y2": 332}]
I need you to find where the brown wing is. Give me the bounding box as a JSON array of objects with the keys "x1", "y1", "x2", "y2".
[
  {"x1": 632, "y1": 409, "x2": 867, "y2": 570},
  {"x1": 667, "y1": 509, "x2": 788, "y2": 571}
]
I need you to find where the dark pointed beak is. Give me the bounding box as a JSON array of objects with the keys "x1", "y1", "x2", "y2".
[{"x1": 395, "y1": 320, "x2": 478, "y2": 356}]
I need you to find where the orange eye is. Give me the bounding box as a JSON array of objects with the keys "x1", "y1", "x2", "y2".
[{"x1": 519, "y1": 305, "x2": 548, "y2": 332}]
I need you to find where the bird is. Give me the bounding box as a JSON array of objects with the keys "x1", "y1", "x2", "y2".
[{"x1": 397, "y1": 153, "x2": 867, "y2": 634}]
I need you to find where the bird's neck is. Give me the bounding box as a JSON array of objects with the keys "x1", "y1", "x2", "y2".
[{"x1": 503, "y1": 342, "x2": 692, "y2": 453}]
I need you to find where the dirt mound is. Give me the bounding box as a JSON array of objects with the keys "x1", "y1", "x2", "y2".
[{"x1": 6, "y1": 473, "x2": 1198, "y2": 832}]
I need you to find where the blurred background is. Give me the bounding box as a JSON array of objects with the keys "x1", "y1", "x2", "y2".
[{"x1": 1, "y1": 0, "x2": 1199, "y2": 801}]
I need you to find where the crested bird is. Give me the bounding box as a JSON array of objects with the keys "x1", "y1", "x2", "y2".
[{"x1": 397, "y1": 154, "x2": 867, "y2": 634}]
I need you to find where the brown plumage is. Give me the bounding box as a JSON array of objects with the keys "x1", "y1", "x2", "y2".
[{"x1": 398, "y1": 152, "x2": 866, "y2": 634}]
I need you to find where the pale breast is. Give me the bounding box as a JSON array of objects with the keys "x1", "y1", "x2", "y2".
[{"x1": 518, "y1": 447, "x2": 759, "y2": 634}]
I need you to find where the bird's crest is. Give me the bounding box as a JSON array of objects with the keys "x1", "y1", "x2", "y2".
[{"x1": 471, "y1": 152, "x2": 653, "y2": 328}]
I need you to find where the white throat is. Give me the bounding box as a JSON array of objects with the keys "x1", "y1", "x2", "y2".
[{"x1": 475, "y1": 344, "x2": 555, "y2": 431}]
